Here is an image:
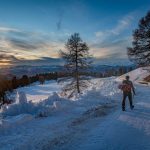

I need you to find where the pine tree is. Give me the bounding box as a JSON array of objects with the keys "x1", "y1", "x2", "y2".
[
  {"x1": 12, "y1": 76, "x2": 18, "y2": 89},
  {"x1": 59, "y1": 33, "x2": 92, "y2": 98},
  {"x1": 127, "y1": 11, "x2": 150, "y2": 66},
  {"x1": 39, "y1": 75, "x2": 45, "y2": 84}
]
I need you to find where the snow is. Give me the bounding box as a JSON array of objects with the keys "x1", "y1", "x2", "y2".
[
  {"x1": 11, "y1": 80, "x2": 61, "y2": 103},
  {"x1": 1, "y1": 92, "x2": 64, "y2": 117},
  {"x1": 1, "y1": 77, "x2": 119, "y2": 117},
  {"x1": 0, "y1": 74, "x2": 150, "y2": 150},
  {"x1": 116, "y1": 66, "x2": 150, "y2": 83},
  {"x1": 0, "y1": 114, "x2": 33, "y2": 129},
  {"x1": 67, "y1": 85, "x2": 150, "y2": 150}
]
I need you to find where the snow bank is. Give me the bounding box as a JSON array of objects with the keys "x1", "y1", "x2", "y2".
[
  {"x1": 1, "y1": 95, "x2": 38, "y2": 117},
  {"x1": 88, "y1": 77, "x2": 120, "y2": 98},
  {"x1": 0, "y1": 91, "x2": 74, "y2": 119},
  {"x1": 0, "y1": 114, "x2": 33, "y2": 129},
  {"x1": 116, "y1": 66, "x2": 150, "y2": 83}
]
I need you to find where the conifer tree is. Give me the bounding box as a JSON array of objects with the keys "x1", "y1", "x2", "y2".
[
  {"x1": 59, "y1": 33, "x2": 92, "y2": 98},
  {"x1": 127, "y1": 11, "x2": 150, "y2": 66}
]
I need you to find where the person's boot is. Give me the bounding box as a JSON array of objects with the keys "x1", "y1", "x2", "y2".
[
  {"x1": 130, "y1": 105, "x2": 134, "y2": 110},
  {"x1": 122, "y1": 107, "x2": 125, "y2": 111}
]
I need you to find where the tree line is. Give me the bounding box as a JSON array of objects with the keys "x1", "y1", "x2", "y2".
[
  {"x1": 86, "y1": 66, "x2": 134, "y2": 78},
  {"x1": 0, "y1": 72, "x2": 58, "y2": 104}
]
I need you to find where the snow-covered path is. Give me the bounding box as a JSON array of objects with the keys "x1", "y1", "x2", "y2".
[
  {"x1": 78, "y1": 86, "x2": 150, "y2": 150},
  {"x1": 45, "y1": 85, "x2": 150, "y2": 150}
]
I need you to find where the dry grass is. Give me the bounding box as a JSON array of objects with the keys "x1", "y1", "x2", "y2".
[{"x1": 144, "y1": 75, "x2": 150, "y2": 82}]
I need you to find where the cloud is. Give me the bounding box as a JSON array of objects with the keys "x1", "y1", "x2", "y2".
[
  {"x1": 90, "y1": 36, "x2": 132, "y2": 62},
  {"x1": 56, "y1": 11, "x2": 64, "y2": 31},
  {"x1": 0, "y1": 54, "x2": 63, "y2": 66},
  {"x1": 0, "y1": 26, "x2": 70, "y2": 66},
  {"x1": 0, "y1": 54, "x2": 19, "y2": 66},
  {"x1": 0, "y1": 27, "x2": 19, "y2": 33},
  {"x1": 0, "y1": 54, "x2": 18, "y2": 61},
  {"x1": 95, "y1": 31, "x2": 105, "y2": 39},
  {"x1": 56, "y1": 20, "x2": 62, "y2": 31},
  {"x1": 56, "y1": 15, "x2": 62, "y2": 30},
  {"x1": 91, "y1": 12, "x2": 137, "y2": 62},
  {"x1": 38, "y1": 5, "x2": 65, "y2": 31},
  {"x1": 110, "y1": 14, "x2": 134, "y2": 35},
  {"x1": 22, "y1": 57, "x2": 64, "y2": 66},
  {"x1": 8, "y1": 38, "x2": 40, "y2": 50},
  {"x1": 92, "y1": 37, "x2": 131, "y2": 49},
  {"x1": 95, "y1": 12, "x2": 135, "y2": 41}
]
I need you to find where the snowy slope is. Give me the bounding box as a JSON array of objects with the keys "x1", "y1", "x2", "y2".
[
  {"x1": 0, "y1": 76, "x2": 150, "y2": 150},
  {"x1": 116, "y1": 66, "x2": 150, "y2": 83},
  {"x1": 9, "y1": 80, "x2": 61, "y2": 103}
]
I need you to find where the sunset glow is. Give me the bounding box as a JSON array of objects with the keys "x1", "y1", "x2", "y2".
[{"x1": 0, "y1": 0, "x2": 149, "y2": 66}]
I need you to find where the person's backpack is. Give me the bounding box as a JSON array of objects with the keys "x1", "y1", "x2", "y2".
[{"x1": 118, "y1": 82, "x2": 132, "y2": 92}]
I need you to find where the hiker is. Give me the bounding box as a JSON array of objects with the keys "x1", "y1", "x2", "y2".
[{"x1": 119, "y1": 75, "x2": 136, "y2": 111}]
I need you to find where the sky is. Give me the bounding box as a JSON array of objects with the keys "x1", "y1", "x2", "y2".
[{"x1": 0, "y1": 0, "x2": 150, "y2": 66}]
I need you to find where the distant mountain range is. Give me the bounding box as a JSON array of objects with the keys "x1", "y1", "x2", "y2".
[
  {"x1": 0, "y1": 65, "x2": 63, "y2": 78},
  {"x1": 0, "y1": 64, "x2": 135, "y2": 79},
  {"x1": 0, "y1": 56, "x2": 135, "y2": 78}
]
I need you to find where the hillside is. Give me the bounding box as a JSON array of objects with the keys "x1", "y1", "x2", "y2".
[
  {"x1": 116, "y1": 66, "x2": 150, "y2": 84},
  {"x1": 0, "y1": 71, "x2": 150, "y2": 150}
]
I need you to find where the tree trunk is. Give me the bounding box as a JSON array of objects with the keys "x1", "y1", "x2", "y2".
[
  {"x1": 76, "y1": 74, "x2": 80, "y2": 93},
  {"x1": 75, "y1": 45, "x2": 80, "y2": 93}
]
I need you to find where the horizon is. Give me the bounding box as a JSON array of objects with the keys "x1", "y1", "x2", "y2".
[{"x1": 0, "y1": 0, "x2": 150, "y2": 67}]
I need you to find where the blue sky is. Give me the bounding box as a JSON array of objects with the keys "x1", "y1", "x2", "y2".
[{"x1": 0, "y1": 0, "x2": 150, "y2": 66}]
